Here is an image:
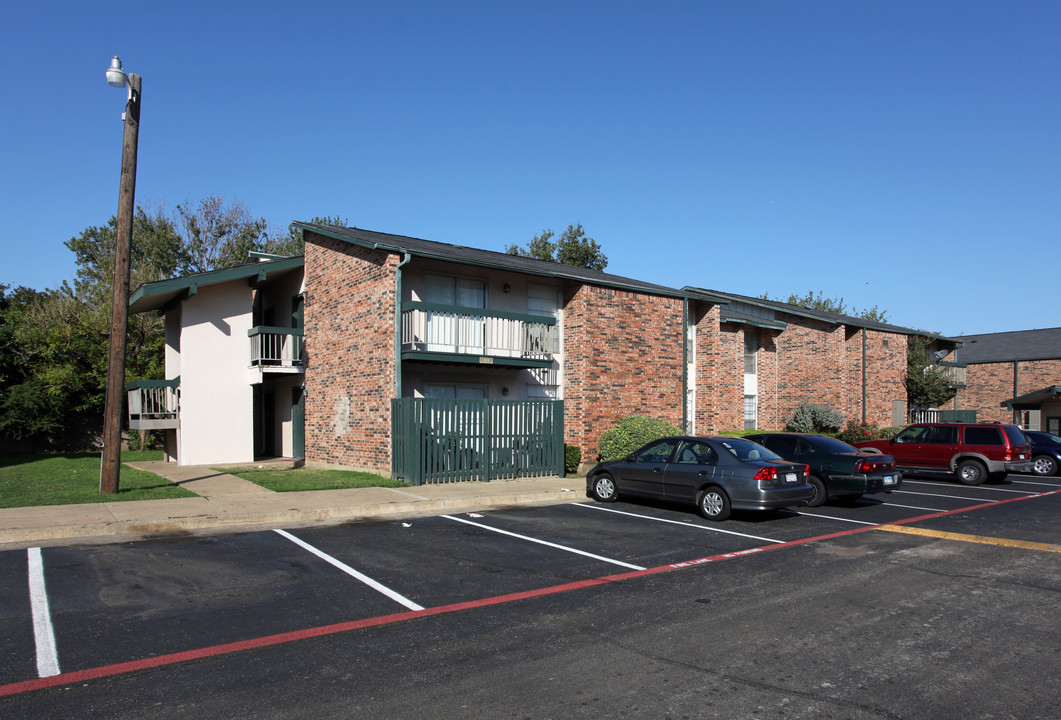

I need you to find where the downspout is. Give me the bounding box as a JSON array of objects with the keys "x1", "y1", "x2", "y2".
[
  {"x1": 861, "y1": 329, "x2": 867, "y2": 424},
  {"x1": 682, "y1": 298, "x2": 689, "y2": 433},
  {"x1": 395, "y1": 253, "x2": 412, "y2": 397}
]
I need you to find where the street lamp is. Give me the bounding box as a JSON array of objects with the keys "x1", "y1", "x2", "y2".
[{"x1": 100, "y1": 56, "x2": 141, "y2": 494}]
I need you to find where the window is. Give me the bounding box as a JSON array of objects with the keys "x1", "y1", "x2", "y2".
[
  {"x1": 744, "y1": 332, "x2": 758, "y2": 374},
  {"x1": 676, "y1": 440, "x2": 717, "y2": 465},
  {"x1": 632, "y1": 440, "x2": 679, "y2": 463},
  {"x1": 964, "y1": 426, "x2": 1002, "y2": 446},
  {"x1": 744, "y1": 395, "x2": 757, "y2": 430}
]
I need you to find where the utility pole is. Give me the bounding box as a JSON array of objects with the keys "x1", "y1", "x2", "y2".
[{"x1": 100, "y1": 57, "x2": 141, "y2": 494}]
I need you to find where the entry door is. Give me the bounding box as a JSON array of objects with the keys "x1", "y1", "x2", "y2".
[{"x1": 292, "y1": 386, "x2": 305, "y2": 459}]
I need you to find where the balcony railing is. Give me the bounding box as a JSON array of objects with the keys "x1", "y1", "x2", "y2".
[
  {"x1": 937, "y1": 361, "x2": 967, "y2": 387},
  {"x1": 401, "y1": 302, "x2": 558, "y2": 360},
  {"x1": 249, "y1": 327, "x2": 304, "y2": 370},
  {"x1": 127, "y1": 379, "x2": 179, "y2": 430}
]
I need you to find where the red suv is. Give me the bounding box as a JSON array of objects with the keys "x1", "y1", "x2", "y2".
[{"x1": 854, "y1": 423, "x2": 1032, "y2": 485}]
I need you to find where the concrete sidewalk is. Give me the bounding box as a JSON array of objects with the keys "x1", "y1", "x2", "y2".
[{"x1": 0, "y1": 462, "x2": 583, "y2": 549}]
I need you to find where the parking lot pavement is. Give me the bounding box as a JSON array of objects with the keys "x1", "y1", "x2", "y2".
[{"x1": 1, "y1": 473, "x2": 1059, "y2": 707}]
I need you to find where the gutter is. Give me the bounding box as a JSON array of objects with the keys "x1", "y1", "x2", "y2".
[{"x1": 395, "y1": 252, "x2": 412, "y2": 397}]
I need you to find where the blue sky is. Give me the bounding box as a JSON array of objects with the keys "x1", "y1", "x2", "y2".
[{"x1": 2, "y1": 1, "x2": 1057, "y2": 336}]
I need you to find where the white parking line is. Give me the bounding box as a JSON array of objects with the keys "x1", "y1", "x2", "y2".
[
  {"x1": 442, "y1": 514, "x2": 647, "y2": 571},
  {"x1": 877, "y1": 501, "x2": 950, "y2": 512},
  {"x1": 572, "y1": 503, "x2": 785, "y2": 544},
  {"x1": 789, "y1": 512, "x2": 879, "y2": 525},
  {"x1": 1008, "y1": 478, "x2": 1061, "y2": 488},
  {"x1": 274, "y1": 529, "x2": 424, "y2": 611},
  {"x1": 27, "y1": 548, "x2": 60, "y2": 678},
  {"x1": 901, "y1": 480, "x2": 1039, "y2": 495},
  {"x1": 895, "y1": 490, "x2": 995, "y2": 502}
]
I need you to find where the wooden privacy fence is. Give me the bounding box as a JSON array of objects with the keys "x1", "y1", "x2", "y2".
[{"x1": 392, "y1": 398, "x2": 564, "y2": 485}]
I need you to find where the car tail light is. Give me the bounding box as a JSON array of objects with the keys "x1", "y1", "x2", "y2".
[
  {"x1": 855, "y1": 457, "x2": 895, "y2": 474},
  {"x1": 754, "y1": 466, "x2": 778, "y2": 487}
]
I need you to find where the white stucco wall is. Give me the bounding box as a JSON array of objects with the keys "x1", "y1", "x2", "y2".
[{"x1": 177, "y1": 283, "x2": 254, "y2": 465}]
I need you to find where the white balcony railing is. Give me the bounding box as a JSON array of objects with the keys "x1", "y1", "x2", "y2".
[
  {"x1": 127, "y1": 379, "x2": 179, "y2": 430},
  {"x1": 401, "y1": 303, "x2": 558, "y2": 359},
  {"x1": 249, "y1": 327, "x2": 305, "y2": 370}
]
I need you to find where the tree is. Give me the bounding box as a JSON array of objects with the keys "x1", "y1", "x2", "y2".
[
  {"x1": 177, "y1": 195, "x2": 271, "y2": 273},
  {"x1": 506, "y1": 222, "x2": 608, "y2": 271},
  {"x1": 905, "y1": 335, "x2": 956, "y2": 410},
  {"x1": 277, "y1": 215, "x2": 351, "y2": 257},
  {"x1": 761, "y1": 290, "x2": 889, "y2": 323}
]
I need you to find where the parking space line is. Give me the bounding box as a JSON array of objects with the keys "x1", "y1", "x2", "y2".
[
  {"x1": 442, "y1": 514, "x2": 646, "y2": 570},
  {"x1": 572, "y1": 503, "x2": 785, "y2": 543},
  {"x1": 877, "y1": 501, "x2": 950, "y2": 512},
  {"x1": 1006, "y1": 478, "x2": 1061, "y2": 488},
  {"x1": 790, "y1": 512, "x2": 878, "y2": 525},
  {"x1": 273, "y1": 529, "x2": 424, "y2": 611},
  {"x1": 901, "y1": 480, "x2": 1039, "y2": 495},
  {"x1": 895, "y1": 490, "x2": 994, "y2": 502},
  {"x1": 877, "y1": 525, "x2": 1061, "y2": 553},
  {"x1": 27, "y1": 547, "x2": 60, "y2": 678}
]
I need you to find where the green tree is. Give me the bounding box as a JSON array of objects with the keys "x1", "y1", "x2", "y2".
[
  {"x1": 905, "y1": 335, "x2": 955, "y2": 410},
  {"x1": 761, "y1": 290, "x2": 889, "y2": 323},
  {"x1": 276, "y1": 215, "x2": 351, "y2": 257},
  {"x1": 506, "y1": 222, "x2": 608, "y2": 271},
  {"x1": 177, "y1": 195, "x2": 272, "y2": 273}
]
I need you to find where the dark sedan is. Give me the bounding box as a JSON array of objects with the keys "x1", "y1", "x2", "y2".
[
  {"x1": 745, "y1": 432, "x2": 902, "y2": 507},
  {"x1": 1023, "y1": 430, "x2": 1061, "y2": 476},
  {"x1": 585, "y1": 436, "x2": 813, "y2": 520}
]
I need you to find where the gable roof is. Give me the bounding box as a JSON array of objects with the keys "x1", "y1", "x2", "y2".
[
  {"x1": 684, "y1": 287, "x2": 958, "y2": 340},
  {"x1": 295, "y1": 223, "x2": 723, "y2": 301},
  {"x1": 128, "y1": 255, "x2": 304, "y2": 314},
  {"x1": 954, "y1": 327, "x2": 1061, "y2": 364}
]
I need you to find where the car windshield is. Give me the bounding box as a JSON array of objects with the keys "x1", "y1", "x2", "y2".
[
  {"x1": 1003, "y1": 425, "x2": 1029, "y2": 445},
  {"x1": 808, "y1": 436, "x2": 860, "y2": 454},
  {"x1": 720, "y1": 439, "x2": 782, "y2": 462}
]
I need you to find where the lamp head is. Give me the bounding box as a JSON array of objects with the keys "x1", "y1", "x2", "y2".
[{"x1": 106, "y1": 56, "x2": 128, "y2": 89}]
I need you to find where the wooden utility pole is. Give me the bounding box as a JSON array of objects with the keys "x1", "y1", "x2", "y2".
[{"x1": 100, "y1": 71, "x2": 141, "y2": 494}]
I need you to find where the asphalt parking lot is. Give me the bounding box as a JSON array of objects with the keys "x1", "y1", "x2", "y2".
[{"x1": 2, "y1": 472, "x2": 1059, "y2": 718}]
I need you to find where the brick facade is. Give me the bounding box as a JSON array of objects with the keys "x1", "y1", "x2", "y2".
[
  {"x1": 956, "y1": 358, "x2": 1061, "y2": 424},
  {"x1": 303, "y1": 231, "x2": 397, "y2": 473},
  {"x1": 562, "y1": 285, "x2": 685, "y2": 461}
]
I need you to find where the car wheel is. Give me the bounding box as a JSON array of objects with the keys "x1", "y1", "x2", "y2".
[
  {"x1": 698, "y1": 486, "x2": 731, "y2": 521},
  {"x1": 956, "y1": 459, "x2": 987, "y2": 485},
  {"x1": 1033, "y1": 455, "x2": 1058, "y2": 477},
  {"x1": 589, "y1": 473, "x2": 619, "y2": 502},
  {"x1": 805, "y1": 474, "x2": 827, "y2": 507}
]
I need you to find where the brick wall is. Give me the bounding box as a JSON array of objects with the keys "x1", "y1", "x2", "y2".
[
  {"x1": 957, "y1": 359, "x2": 1061, "y2": 423},
  {"x1": 563, "y1": 285, "x2": 685, "y2": 460},
  {"x1": 303, "y1": 231, "x2": 397, "y2": 473}
]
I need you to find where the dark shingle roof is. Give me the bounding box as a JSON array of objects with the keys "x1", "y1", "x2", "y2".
[
  {"x1": 685, "y1": 287, "x2": 958, "y2": 340},
  {"x1": 953, "y1": 328, "x2": 1061, "y2": 364},
  {"x1": 297, "y1": 223, "x2": 700, "y2": 299}
]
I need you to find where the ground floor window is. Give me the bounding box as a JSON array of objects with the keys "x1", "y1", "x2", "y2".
[{"x1": 744, "y1": 395, "x2": 757, "y2": 430}]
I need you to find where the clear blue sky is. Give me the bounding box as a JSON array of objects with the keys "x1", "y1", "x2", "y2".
[{"x1": 2, "y1": 1, "x2": 1058, "y2": 336}]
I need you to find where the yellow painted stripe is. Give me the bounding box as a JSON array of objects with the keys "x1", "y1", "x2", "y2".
[{"x1": 877, "y1": 525, "x2": 1061, "y2": 553}]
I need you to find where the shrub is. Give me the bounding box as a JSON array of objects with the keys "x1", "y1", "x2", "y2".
[
  {"x1": 598, "y1": 415, "x2": 683, "y2": 461},
  {"x1": 837, "y1": 421, "x2": 879, "y2": 444},
  {"x1": 785, "y1": 401, "x2": 844, "y2": 433},
  {"x1": 564, "y1": 445, "x2": 582, "y2": 475},
  {"x1": 879, "y1": 425, "x2": 904, "y2": 439}
]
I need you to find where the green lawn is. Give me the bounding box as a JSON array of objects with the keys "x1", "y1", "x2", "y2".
[
  {"x1": 0, "y1": 451, "x2": 197, "y2": 508},
  {"x1": 227, "y1": 467, "x2": 404, "y2": 492}
]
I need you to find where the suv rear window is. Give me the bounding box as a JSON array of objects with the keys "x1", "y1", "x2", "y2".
[
  {"x1": 964, "y1": 426, "x2": 1003, "y2": 446},
  {"x1": 1002, "y1": 425, "x2": 1029, "y2": 445}
]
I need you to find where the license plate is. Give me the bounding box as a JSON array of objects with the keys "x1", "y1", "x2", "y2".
[
  {"x1": 883, "y1": 475, "x2": 896, "y2": 485},
  {"x1": 785, "y1": 473, "x2": 797, "y2": 483}
]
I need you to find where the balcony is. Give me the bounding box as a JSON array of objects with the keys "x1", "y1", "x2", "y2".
[
  {"x1": 249, "y1": 327, "x2": 304, "y2": 376},
  {"x1": 401, "y1": 302, "x2": 558, "y2": 368},
  {"x1": 127, "y1": 379, "x2": 179, "y2": 430},
  {"x1": 937, "y1": 361, "x2": 967, "y2": 388}
]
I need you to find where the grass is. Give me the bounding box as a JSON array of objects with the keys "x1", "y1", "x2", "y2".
[
  {"x1": 0, "y1": 451, "x2": 198, "y2": 509},
  {"x1": 225, "y1": 467, "x2": 404, "y2": 492}
]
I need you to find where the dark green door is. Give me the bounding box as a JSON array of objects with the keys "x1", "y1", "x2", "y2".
[{"x1": 292, "y1": 386, "x2": 305, "y2": 459}]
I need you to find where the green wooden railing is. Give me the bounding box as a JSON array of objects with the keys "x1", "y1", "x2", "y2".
[{"x1": 392, "y1": 398, "x2": 564, "y2": 485}]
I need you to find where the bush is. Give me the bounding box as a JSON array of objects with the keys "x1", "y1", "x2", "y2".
[
  {"x1": 836, "y1": 421, "x2": 878, "y2": 444},
  {"x1": 564, "y1": 445, "x2": 582, "y2": 475},
  {"x1": 598, "y1": 415, "x2": 683, "y2": 461},
  {"x1": 785, "y1": 401, "x2": 844, "y2": 433}
]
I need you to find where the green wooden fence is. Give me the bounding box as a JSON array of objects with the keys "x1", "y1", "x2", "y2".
[{"x1": 392, "y1": 398, "x2": 564, "y2": 485}]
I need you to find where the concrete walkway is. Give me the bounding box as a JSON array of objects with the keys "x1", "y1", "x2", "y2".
[{"x1": 0, "y1": 462, "x2": 582, "y2": 549}]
